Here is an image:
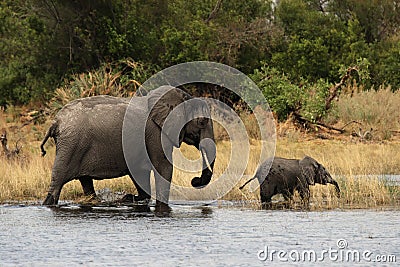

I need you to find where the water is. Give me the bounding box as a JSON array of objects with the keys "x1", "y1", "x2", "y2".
[{"x1": 0, "y1": 203, "x2": 399, "y2": 266}]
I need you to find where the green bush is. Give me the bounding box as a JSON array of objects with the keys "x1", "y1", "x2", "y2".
[
  {"x1": 301, "y1": 79, "x2": 331, "y2": 122},
  {"x1": 250, "y1": 65, "x2": 304, "y2": 121},
  {"x1": 251, "y1": 65, "x2": 333, "y2": 122}
]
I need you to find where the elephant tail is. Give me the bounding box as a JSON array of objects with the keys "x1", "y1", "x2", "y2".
[
  {"x1": 239, "y1": 176, "x2": 256, "y2": 190},
  {"x1": 40, "y1": 123, "x2": 57, "y2": 157}
]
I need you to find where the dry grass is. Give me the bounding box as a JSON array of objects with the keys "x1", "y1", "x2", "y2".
[
  {"x1": 1, "y1": 133, "x2": 399, "y2": 209},
  {"x1": 0, "y1": 146, "x2": 136, "y2": 203},
  {"x1": 328, "y1": 86, "x2": 400, "y2": 140},
  {"x1": 224, "y1": 139, "x2": 400, "y2": 210}
]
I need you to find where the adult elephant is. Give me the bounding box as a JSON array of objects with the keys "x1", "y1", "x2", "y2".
[
  {"x1": 240, "y1": 156, "x2": 340, "y2": 206},
  {"x1": 41, "y1": 86, "x2": 216, "y2": 211}
]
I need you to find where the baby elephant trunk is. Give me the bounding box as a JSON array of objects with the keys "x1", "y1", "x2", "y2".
[
  {"x1": 324, "y1": 173, "x2": 340, "y2": 197},
  {"x1": 320, "y1": 169, "x2": 340, "y2": 198},
  {"x1": 330, "y1": 179, "x2": 341, "y2": 197}
]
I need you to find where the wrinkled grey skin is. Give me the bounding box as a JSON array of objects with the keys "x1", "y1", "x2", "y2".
[
  {"x1": 240, "y1": 156, "x2": 340, "y2": 207},
  {"x1": 41, "y1": 87, "x2": 215, "y2": 211}
]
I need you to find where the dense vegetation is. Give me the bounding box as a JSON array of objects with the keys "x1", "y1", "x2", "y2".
[{"x1": 1, "y1": 0, "x2": 399, "y2": 121}]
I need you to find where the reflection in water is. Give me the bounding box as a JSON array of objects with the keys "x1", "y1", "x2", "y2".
[
  {"x1": 48, "y1": 202, "x2": 214, "y2": 220},
  {"x1": 200, "y1": 206, "x2": 213, "y2": 215},
  {"x1": 51, "y1": 203, "x2": 151, "y2": 217}
]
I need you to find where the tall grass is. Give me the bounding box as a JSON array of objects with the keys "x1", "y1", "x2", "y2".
[
  {"x1": 50, "y1": 60, "x2": 149, "y2": 111},
  {"x1": 1, "y1": 137, "x2": 399, "y2": 209},
  {"x1": 225, "y1": 139, "x2": 400, "y2": 209},
  {"x1": 328, "y1": 86, "x2": 400, "y2": 140},
  {"x1": 0, "y1": 146, "x2": 136, "y2": 203}
]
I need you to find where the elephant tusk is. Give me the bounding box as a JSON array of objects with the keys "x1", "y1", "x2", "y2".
[{"x1": 201, "y1": 148, "x2": 213, "y2": 172}]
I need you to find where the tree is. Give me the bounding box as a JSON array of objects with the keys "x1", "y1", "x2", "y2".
[
  {"x1": 0, "y1": 0, "x2": 55, "y2": 105},
  {"x1": 328, "y1": 0, "x2": 400, "y2": 43},
  {"x1": 271, "y1": 0, "x2": 349, "y2": 82}
]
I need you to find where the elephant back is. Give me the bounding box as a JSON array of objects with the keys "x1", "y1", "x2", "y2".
[
  {"x1": 56, "y1": 96, "x2": 129, "y2": 134},
  {"x1": 267, "y1": 157, "x2": 301, "y2": 183}
]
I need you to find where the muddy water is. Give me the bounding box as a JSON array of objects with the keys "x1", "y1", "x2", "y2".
[{"x1": 0, "y1": 203, "x2": 399, "y2": 266}]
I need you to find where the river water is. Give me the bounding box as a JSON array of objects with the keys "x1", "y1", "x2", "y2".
[{"x1": 0, "y1": 203, "x2": 399, "y2": 266}]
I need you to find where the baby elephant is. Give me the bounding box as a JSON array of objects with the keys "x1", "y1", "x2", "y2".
[{"x1": 240, "y1": 156, "x2": 340, "y2": 206}]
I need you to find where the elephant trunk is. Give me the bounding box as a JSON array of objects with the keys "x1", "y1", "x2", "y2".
[
  {"x1": 191, "y1": 150, "x2": 214, "y2": 188},
  {"x1": 330, "y1": 179, "x2": 341, "y2": 197},
  {"x1": 320, "y1": 169, "x2": 341, "y2": 198},
  {"x1": 324, "y1": 173, "x2": 340, "y2": 197},
  {"x1": 191, "y1": 123, "x2": 216, "y2": 188}
]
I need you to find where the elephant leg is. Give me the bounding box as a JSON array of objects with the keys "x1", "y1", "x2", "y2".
[
  {"x1": 260, "y1": 193, "x2": 272, "y2": 204},
  {"x1": 298, "y1": 186, "x2": 310, "y2": 207},
  {"x1": 43, "y1": 176, "x2": 66, "y2": 205},
  {"x1": 286, "y1": 187, "x2": 296, "y2": 200},
  {"x1": 298, "y1": 186, "x2": 310, "y2": 200},
  {"x1": 44, "y1": 153, "x2": 80, "y2": 205},
  {"x1": 148, "y1": 152, "x2": 173, "y2": 212},
  {"x1": 79, "y1": 177, "x2": 96, "y2": 197},
  {"x1": 153, "y1": 163, "x2": 173, "y2": 212},
  {"x1": 282, "y1": 191, "x2": 293, "y2": 201},
  {"x1": 260, "y1": 183, "x2": 276, "y2": 205},
  {"x1": 129, "y1": 171, "x2": 151, "y2": 202},
  {"x1": 146, "y1": 138, "x2": 174, "y2": 212}
]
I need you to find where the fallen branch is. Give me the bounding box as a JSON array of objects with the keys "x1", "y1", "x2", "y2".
[
  {"x1": 315, "y1": 121, "x2": 345, "y2": 133},
  {"x1": 19, "y1": 109, "x2": 48, "y2": 128},
  {"x1": 340, "y1": 120, "x2": 362, "y2": 130},
  {"x1": 293, "y1": 113, "x2": 345, "y2": 133}
]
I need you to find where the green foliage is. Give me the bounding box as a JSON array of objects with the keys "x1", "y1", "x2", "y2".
[
  {"x1": 0, "y1": 1, "x2": 55, "y2": 105},
  {"x1": 370, "y1": 37, "x2": 400, "y2": 89},
  {"x1": 250, "y1": 65, "x2": 304, "y2": 121},
  {"x1": 0, "y1": 0, "x2": 399, "y2": 110},
  {"x1": 160, "y1": 19, "x2": 215, "y2": 64},
  {"x1": 272, "y1": 0, "x2": 356, "y2": 83},
  {"x1": 301, "y1": 79, "x2": 331, "y2": 122},
  {"x1": 272, "y1": 37, "x2": 331, "y2": 81},
  {"x1": 271, "y1": 0, "x2": 400, "y2": 90},
  {"x1": 328, "y1": 0, "x2": 400, "y2": 43},
  {"x1": 251, "y1": 65, "x2": 334, "y2": 122}
]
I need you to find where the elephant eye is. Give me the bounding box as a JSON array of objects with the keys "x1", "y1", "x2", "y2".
[{"x1": 197, "y1": 117, "x2": 208, "y2": 128}]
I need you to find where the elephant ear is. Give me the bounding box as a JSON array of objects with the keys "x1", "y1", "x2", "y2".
[
  {"x1": 148, "y1": 86, "x2": 191, "y2": 147},
  {"x1": 299, "y1": 156, "x2": 318, "y2": 185}
]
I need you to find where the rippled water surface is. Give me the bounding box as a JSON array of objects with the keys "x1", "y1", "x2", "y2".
[{"x1": 0, "y1": 203, "x2": 399, "y2": 266}]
